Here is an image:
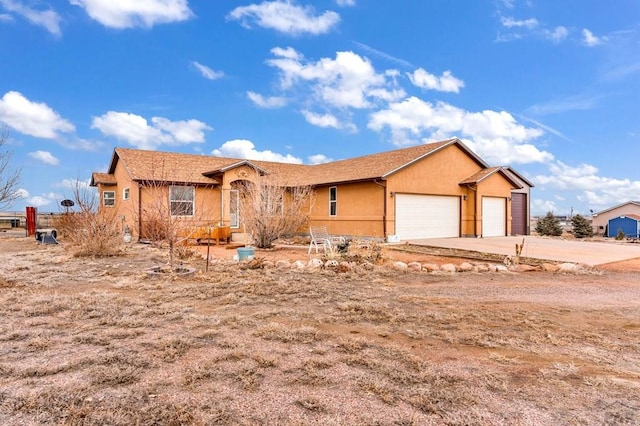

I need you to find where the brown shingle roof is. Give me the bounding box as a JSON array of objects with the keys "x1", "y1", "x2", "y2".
[
  {"x1": 96, "y1": 138, "x2": 494, "y2": 187},
  {"x1": 112, "y1": 148, "x2": 223, "y2": 185},
  {"x1": 90, "y1": 172, "x2": 117, "y2": 186},
  {"x1": 460, "y1": 167, "x2": 523, "y2": 189}
]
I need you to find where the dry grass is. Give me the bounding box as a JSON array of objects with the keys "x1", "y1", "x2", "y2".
[{"x1": 0, "y1": 235, "x2": 639, "y2": 424}]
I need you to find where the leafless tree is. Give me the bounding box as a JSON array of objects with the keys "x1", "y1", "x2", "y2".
[
  {"x1": 0, "y1": 127, "x2": 22, "y2": 209},
  {"x1": 240, "y1": 175, "x2": 315, "y2": 249},
  {"x1": 134, "y1": 159, "x2": 217, "y2": 269},
  {"x1": 55, "y1": 179, "x2": 122, "y2": 256}
]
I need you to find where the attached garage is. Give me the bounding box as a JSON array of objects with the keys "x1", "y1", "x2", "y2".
[
  {"x1": 395, "y1": 194, "x2": 460, "y2": 239},
  {"x1": 607, "y1": 215, "x2": 640, "y2": 238},
  {"x1": 482, "y1": 197, "x2": 506, "y2": 237}
]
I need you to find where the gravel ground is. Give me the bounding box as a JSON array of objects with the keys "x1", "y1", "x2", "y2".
[{"x1": 0, "y1": 234, "x2": 639, "y2": 425}]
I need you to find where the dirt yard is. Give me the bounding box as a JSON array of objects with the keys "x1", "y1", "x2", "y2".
[{"x1": 1, "y1": 235, "x2": 639, "y2": 425}]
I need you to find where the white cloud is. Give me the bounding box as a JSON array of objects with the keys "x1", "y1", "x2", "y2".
[
  {"x1": 267, "y1": 47, "x2": 405, "y2": 109},
  {"x1": 301, "y1": 110, "x2": 356, "y2": 132},
  {"x1": 14, "y1": 188, "x2": 29, "y2": 199},
  {"x1": 501, "y1": 16, "x2": 538, "y2": 29},
  {"x1": 0, "y1": 0, "x2": 61, "y2": 35},
  {"x1": 28, "y1": 150, "x2": 59, "y2": 165},
  {"x1": 532, "y1": 198, "x2": 558, "y2": 215},
  {"x1": 500, "y1": 0, "x2": 515, "y2": 8},
  {"x1": 407, "y1": 68, "x2": 464, "y2": 93},
  {"x1": 55, "y1": 178, "x2": 92, "y2": 191},
  {"x1": 308, "y1": 154, "x2": 333, "y2": 164},
  {"x1": 368, "y1": 96, "x2": 551, "y2": 164},
  {"x1": 70, "y1": 0, "x2": 193, "y2": 29},
  {"x1": 191, "y1": 61, "x2": 224, "y2": 80},
  {"x1": 91, "y1": 111, "x2": 212, "y2": 150},
  {"x1": 545, "y1": 26, "x2": 568, "y2": 43},
  {"x1": 335, "y1": 0, "x2": 355, "y2": 6},
  {"x1": 0, "y1": 91, "x2": 75, "y2": 139},
  {"x1": 535, "y1": 160, "x2": 640, "y2": 209},
  {"x1": 228, "y1": 1, "x2": 340, "y2": 35},
  {"x1": 527, "y1": 94, "x2": 600, "y2": 115},
  {"x1": 582, "y1": 28, "x2": 606, "y2": 47},
  {"x1": 211, "y1": 139, "x2": 302, "y2": 164},
  {"x1": 352, "y1": 41, "x2": 414, "y2": 69},
  {"x1": 0, "y1": 13, "x2": 13, "y2": 22},
  {"x1": 247, "y1": 91, "x2": 288, "y2": 108},
  {"x1": 27, "y1": 193, "x2": 58, "y2": 208}
]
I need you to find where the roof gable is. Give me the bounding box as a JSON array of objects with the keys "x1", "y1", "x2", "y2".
[
  {"x1": 459, "y1": 167, "x2": 524, "y2": 189},
  {"x1": 595, "y1": 201, "x2": 640, "y2": 216},
  {"x1": 90, "y1": 172, "x2": 117, "y2": 187}
]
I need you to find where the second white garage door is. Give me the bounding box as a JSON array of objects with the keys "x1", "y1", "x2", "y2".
[
  {"x1": 395, "y1": 194, "x2": 460, "y2": 239},
  {"x1": 482, "y1": 197, "x2": 506, "y2": 237}
]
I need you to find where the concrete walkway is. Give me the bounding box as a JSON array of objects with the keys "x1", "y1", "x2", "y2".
[{"x1": 406, "y1": 236, "x2": 640, "y2": 266}]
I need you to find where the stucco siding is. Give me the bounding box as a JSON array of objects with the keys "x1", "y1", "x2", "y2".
[{"x1": 311, "y1": 182, "x2": 385, "y2": 237}]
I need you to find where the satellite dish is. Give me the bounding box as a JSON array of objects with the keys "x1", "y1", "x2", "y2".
[{"x1": 61, "y1": 199, "x2": 75, "y2": 207}]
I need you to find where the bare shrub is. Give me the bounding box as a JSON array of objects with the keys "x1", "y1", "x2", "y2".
[
  {"x1": 56, "y1": 179, "x2": 122, "y2": 257},
  {"x1": 0, "y1": 126, "x2": 21, "y2": 209},
  {"x1": 240, "y1": 174, "x2": 315, "y2": 249}
]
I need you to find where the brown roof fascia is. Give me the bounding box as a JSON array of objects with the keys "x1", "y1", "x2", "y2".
[{"x1": 503, "y1": 166, "x2": 535, "y2": 188}]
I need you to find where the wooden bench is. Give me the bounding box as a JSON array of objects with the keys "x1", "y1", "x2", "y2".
[{"x1": 189, "y1": 225, "x2": 232, "y2": 245}]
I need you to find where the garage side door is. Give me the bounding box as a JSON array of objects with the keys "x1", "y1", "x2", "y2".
[
  {"x1": 511, "y1": 193, "x2": 527, "y2": 235},
  {"x1": 482, "y1": 197, "x2": 506, "y2": 237},
  {"x1": 395, "y1": 194, "x2": 460, "y2": 239}
]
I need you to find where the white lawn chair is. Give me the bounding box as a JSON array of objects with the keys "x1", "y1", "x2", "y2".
[{"x1": 308, "y1": 226, "x2": 346, "y2": 254}]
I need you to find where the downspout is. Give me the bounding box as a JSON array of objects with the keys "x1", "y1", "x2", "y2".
[
  {"x1": 137, "y1": 182, "x2": 142, "y2": 240},
  {"x1": 373, "y1": 179, "x2": 387, "y2": 239}
]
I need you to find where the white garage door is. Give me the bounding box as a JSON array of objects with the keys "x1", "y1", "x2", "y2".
[
  {"x1": 482, "y1": 197, "x2": 506, "y2": 237},
  {"x1": 395, "y1": 194, "x2": 460, "y2": 239}
]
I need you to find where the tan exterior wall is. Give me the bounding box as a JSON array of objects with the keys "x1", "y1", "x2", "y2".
[
  {"x1": 97, "y1": 144, "x2": 519, "y2": 241},
  {"x1": 311, "y1": 182, "x2": 385, "y2": 237},
  {"x1": 307, "y1": 144, "x2": 515, "y2": 239},
  {"x1": 385, "y1": 144, "x2": 499, "y2": 238},
  {"x1": 98, "y1": 160, "x2": 222, "y2": 239},
  {"x1": 592, "y1": 204, "x2": 640, "y2": 235}
]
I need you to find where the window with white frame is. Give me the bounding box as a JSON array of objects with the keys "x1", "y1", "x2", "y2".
[
  {"x1": 103, "y1": 191, "x2": 115, "y2": 207},
  {"x1": 329, "y1": 186, "x2": 337, "y2": 216},
  {"x1": 169, "y1": 185, "x2": 194, "y2": 216},
  {"x1": 123, "y1": 187, "x2": 130, "y2": 201}
]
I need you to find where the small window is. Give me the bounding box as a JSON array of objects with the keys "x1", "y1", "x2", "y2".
[
  {"x1": 170, "y1": 185, "x2": 194, "y2": 216},
  {"x1": 123, "y1": 188, "x2": 130, "y2": 200},
  {"x1": 329, "y1": 186, "x2": 337, "y2": 216},
  {"x1": 103, "y1": 191, "x2": 115, "y2": 207}
]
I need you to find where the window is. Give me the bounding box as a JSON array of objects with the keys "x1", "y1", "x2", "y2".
[
  {"x1": 123, "y1": 188, "x2": 130, "y2": 200},
  {"x1": 103, "y1": 191, "x2": 115, "y2": 207},
  {"x1": 169, "y1": 185, "x2": 194, "y2": 216},
  {"x1": 329, "y1": 186, "x2": 337, "y2": 216},
  {"x1": 229, "y1": 189, "x2": 239, "y2": 228}
]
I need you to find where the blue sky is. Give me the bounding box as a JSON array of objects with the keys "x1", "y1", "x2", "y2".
[{"x1": 1, "y1": 0, "x2": 639, "y2": 216}]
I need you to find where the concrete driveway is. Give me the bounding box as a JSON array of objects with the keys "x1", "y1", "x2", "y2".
[{"x1": 406, "y1": 236, "x2": 640, "y2": 266}]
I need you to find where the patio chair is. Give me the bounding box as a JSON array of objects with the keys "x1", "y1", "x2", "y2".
[{"x1": 308, "y1": 226, "x2": 346, "y2": 254}]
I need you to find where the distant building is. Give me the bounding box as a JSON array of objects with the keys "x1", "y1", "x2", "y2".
[{"x1": 591, "y1": 201, "x2": 640, "y2": 236}]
